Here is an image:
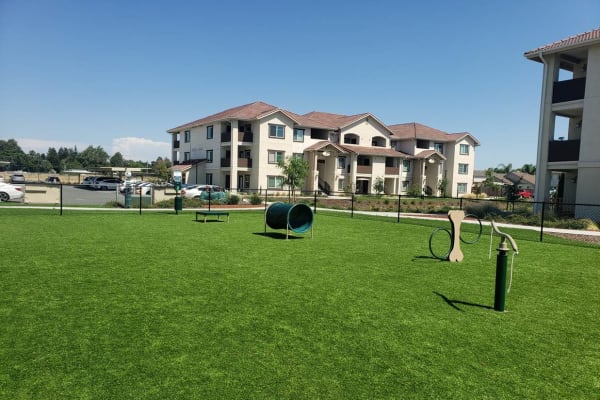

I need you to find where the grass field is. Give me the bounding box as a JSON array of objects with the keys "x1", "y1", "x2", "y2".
[{"x1": 1, "y1": 209, "x2": 598, "y2": 399}]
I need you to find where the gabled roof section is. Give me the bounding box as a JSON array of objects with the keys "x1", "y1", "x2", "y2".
[
  {"x1": 168, "y1": 101, "x2": 295, "y2": 133},
  {"x1": 301, "y1": 111, "x2": 394, "y2": 135},
  {"x1": 338, "y1": 144, "x2": 411, "y2": 158},
  {"x1": 413, "y1": 149, "x2": 447, "y2": 161},
  {"x1": 388, "y1": 123, "x2": 479, "y2": 145},
  {"x1": 524, "y1": 28, "x2": 600, "y2": 62},
  {"x1": 304, "y1": 141, "x2": 349, "y2": 154}
]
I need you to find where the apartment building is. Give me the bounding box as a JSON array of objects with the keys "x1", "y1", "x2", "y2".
[
  {"x1": 525, "y1": 28, "x2": 600, "y2": 217},
  {"x1": 167, "y1": 102, "x2": 479, "y2": 197}
]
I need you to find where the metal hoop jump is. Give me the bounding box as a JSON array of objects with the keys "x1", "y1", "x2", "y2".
[{"x1": 428, "y1": 213, "x2": 483, "y2": 260}]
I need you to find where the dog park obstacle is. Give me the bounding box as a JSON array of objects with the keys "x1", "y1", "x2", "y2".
[{"x1": 265, "y1": 202, "x2": 314, "y2": 239}]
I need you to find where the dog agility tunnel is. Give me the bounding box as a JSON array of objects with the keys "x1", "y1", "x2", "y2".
[{"x1": 265, "y1": 202, "x2": 314, "y2": 234}]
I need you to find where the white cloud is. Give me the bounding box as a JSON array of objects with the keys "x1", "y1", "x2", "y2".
[{"x1": 111, "y1": 137, "x2": 170, "y2": 162}]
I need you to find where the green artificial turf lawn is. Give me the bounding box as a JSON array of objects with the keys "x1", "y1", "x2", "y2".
[{"x1": 1, "y1": 209, "x2": 598, "y2": 399}]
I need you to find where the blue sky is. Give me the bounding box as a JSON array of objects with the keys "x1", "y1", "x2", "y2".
[{"x1": 1, "y1": 0, "x2": 599, "y2": 169}]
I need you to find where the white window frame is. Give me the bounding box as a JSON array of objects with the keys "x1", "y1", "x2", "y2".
[
  {"x1": 269, "y1": 124, "x2": 285, "y2": 139},
  {"x1": 293, "y1": 128, "x2": 304, "y2": 142},
  {"x1": 184, "y1": 151, "x2": 190, "y2": 161},
  {"x1": 267, "y1": 175, "x2": 284, "y2": 189},
  {"x1": 458, "y1": 163, "x2": 469, "y2": 174},
  {"x1": 337, "y1": 156, "x2": 346, "y2": 169},
  {"x1": 402, "y1": 160, "x2": 411, "y2": 172},
  {"x1": 206, "y1": 149, "x2": 213, "y2": 163},
  {"x1": 460, "y1": 144, "x2": 469, "y2": 155},
  {"x1": 434, "y1": 143, "x2": 444, "y2": 153},
  {"x1": 207, "y1": 125, "x2": 214, "y2": 140},
  {"x1": 457, "y1": 183, "x2": 468, "y2": 194},
  {"x1": 268, "y1": 150, "x2": 284, "y2": 164},
  {"x1": 184, "y1": 130, "x2": 191, "y2": 143}
]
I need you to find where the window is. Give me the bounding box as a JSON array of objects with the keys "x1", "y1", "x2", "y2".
[
  {"x1": 268, "y1": 150, "x2": 284, "y2": 164},
  {"x1": 269, "y1": 124, "x2": 285, "y2": 139},
  {"x1": 239, "y1": 149, "x2": 251, "y2": 158},
  {"x1": 337, "y1": 156, "x2": 346, "y2": 169},
  {"x1": 457, "y1": 183, "x2": 467, "y2": 194},
  {"x1": 402, "y1": 180, "x2": 410, "y2": 191},
  {"x1": 402, "y1": 160, "x2": 411, "y2": 172},
  {"x1": 205, "y1": 173, "x2": 213, "y2": 185},
  {"x1": 207, "y1": 125, "x2": 213, "y2": 140},
  {"x1": 184, "y1": 130, "x2": 190, "y2": 143},
  {"x1": 268, "y1": 175, "x2": 284, "y2": 188},
  {"x1": 184, "y1": 152, "x2": 190, "y2": 161},
  {"x1": 416, "y1": 139, "x2": 429, "y2": 148},
  {"x1": 458, "y1": 163, "x2": 469, "y2": 174},
  {"x1": 434, "y1": 143, "x2": 444, "y2": 153},
  {"x1": 206, "y1": 150, "x2": 213, "y2": 163},
  {"x1": 338, "y1": 179, "x2": 345, "y2": 191},
  {"x1": 293, "y1": 128, "x2": 304, "y2": 142},
  {"x1": 460, "y1": 144, "x2": 469, "y2": 155}
]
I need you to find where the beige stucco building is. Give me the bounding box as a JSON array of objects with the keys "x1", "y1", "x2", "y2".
[
  {"x1": 525, "y1": 28, "x2": 600, "y2": 217},
  {"x1": 167, "y1": 102, "x2": 479, "y2": 197}
]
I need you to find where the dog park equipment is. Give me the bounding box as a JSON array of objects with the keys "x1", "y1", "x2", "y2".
[
  {"x1": 428, "y1": 210, "x2": 483, "y2": 261},
  {"x1": 489, "y1": 221, "x2": 519, "y2": 312},
  {"x1": 265, "y1": 202, "x2": 314, "y2": 239}
]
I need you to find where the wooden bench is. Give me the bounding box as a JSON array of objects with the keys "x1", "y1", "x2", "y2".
[{"x1": 195, "y1": 211, "x2": 230, "y2": 223}]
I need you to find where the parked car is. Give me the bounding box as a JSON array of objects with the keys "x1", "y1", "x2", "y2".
[
  {"x1": 9, "y1": 173, "x2": 25, "y2": 184},
  {"x1": 517, "y1": 190, "x2": 534, "y2": 199},
  {"x1": 0, "y1": 182, "x2": 25, "y2": 202},
  {"x1": 45, "y1": 176, "x2": 61, "y2": 184},
  {"x1": 180, "y1": 185, "x2": 225, "y2": 199},
  {"x1": 81, "y1": 176, "x2": 100, "y2": 188},
  {"x1": 94, "y1": 177, "x2": 123, "y2": 190}
]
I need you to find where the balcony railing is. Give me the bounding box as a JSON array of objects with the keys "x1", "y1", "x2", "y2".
[
  {"x1": 552, "y1": 78, "x2": 586, "y2": 103},
  {"x1": 173, "y1": 140, "x2": 180, "y2": 148},
  {"x1": 548, "y1": 139, "x2": 580, "y2": 162},
  {"x1": 220, "y1": 158, "x2": 253, "y2": 168},
  {"x1": 385, "y1": 166, "x2": 400, "y2": 175},
  {"x1": 356, "y1": 165, "x2": 372, "y2": 174},
  {"x1": 221, "y1": 132, "x2": 254, "y2": 143}
]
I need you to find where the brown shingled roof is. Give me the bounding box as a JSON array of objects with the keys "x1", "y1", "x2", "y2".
[
  {"x1": 524, "y1": 28, "x2": 600, "y2": 60},
  {"x1": 167, "y1": 101, "x2": 282, "y2": 133}
]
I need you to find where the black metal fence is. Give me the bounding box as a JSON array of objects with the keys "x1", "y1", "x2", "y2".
[{"x1": 3, "y1": 183, "x2": 599, "y2": 245}]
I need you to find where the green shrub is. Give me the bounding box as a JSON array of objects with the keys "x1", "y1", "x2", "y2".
[
  {"x1": 228, "y1": 194, "x2": 240, "y2": 205},
  {"x1": 249, "y1": 192, "x2": 262, "y2": 205}
]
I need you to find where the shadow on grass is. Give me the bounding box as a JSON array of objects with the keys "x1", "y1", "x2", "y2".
[
  {"x1": 253, "y1": 232, "x2": 304, "y2": 240},
  {"x1": 413, "y1": 255, "x2": 446, "y2": 262},
  {"x1": 434, "y1": 291, "x2": 493, "y2": 312}
]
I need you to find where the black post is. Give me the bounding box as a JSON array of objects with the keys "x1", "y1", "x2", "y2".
[
  {"x1": 313, "y1": 190, "x2": 317, "y2": 214},
  {"x1": 540, "y1": 201, "x2": 546, "y2": 242},
  {"x1": 60, "y1": 183, "x2": 63, "y2": 216},
  {"x1": 397, "y1": 193, "x2": 401, "y2": 223},
  {"x1": 139, "y1": 188, "x2": 142, "y2": 215},
  {"x1": 351, "y1": 194, "x2": 355, "y2": 218},
  {"x1": 459, "y1": 197, "x2": 463, "y2": 210},
  {"x1": 208, "y1": 190, "x2": 212, "y2": 211}
]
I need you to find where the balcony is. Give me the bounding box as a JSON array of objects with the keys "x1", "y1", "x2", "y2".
[
  {"x1": 548, "y1": 139, "x2": 580, "y2": 162},
  {"x1": 221, "y1": 158, "x2": 253, "y2": 168},
  {"x1": 552, "y1": 78, "x2": 586, "y2": 103},
  {"x1": 173, "y1": 140, "x2": 180, "y2": 149},
  {"x1": 356, "y1": 165, "x2": 372, "y2": 174},
  {"x1": 385, "y1": 166, "x2": 400, "y2": 175},
  {"x1": 221, "y1": 131, "x2": 254, "y2": 143}
]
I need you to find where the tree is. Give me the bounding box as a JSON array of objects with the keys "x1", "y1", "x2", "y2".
[
  {"x1": 277, "y1": 156, "x2": 309, "y2": 201},
  {"x1": 77, "y1": 145, "x2": 109, "y2": 169},
  {"x1": 0, "y1": 139, "x2": 27, "y2": 170},
  {"x1": 494, "y1": 163, "x2": 513, "y2": 174},
  {"x1": 152, "y1": 157, "x2": 171, "y2": 182},
  {"x1": 373, "y1": 177, "x2": 385, "y2": 195},
  {"x1": 110, "y1": 152, "x2": 125, "y2": 167},
  {"x1": 438, "y1": 176, "x2": 448, "y2": 197},
  {"x1": 520, "y1": 164, "x2": 536, "y2": 175}
]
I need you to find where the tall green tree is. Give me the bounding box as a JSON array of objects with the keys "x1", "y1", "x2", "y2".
[
  {"x1": 520, "y1": 164, "x2": 536, "y2": 175},
  {"x1": 77, "y1": 145, "x2": 109, "y2": 169},
  {"x1": 494, "y1": 163, "x2": 513, "y2": 174},
  {"x1": 373, "y1": 177, "x2": 385, "y2": 195},
  {"x1": 277, "y1": 156, "x2": 309, "y2": 201},
  {"x1": 110, "y1": 152, "x2": 125, "y2": 167},
  {"x1": 0, "y1": 139, "x2": 27, "y2": 170},
  {"x1": 152, "y1": 157, "x2": 171, "y2": 182}
]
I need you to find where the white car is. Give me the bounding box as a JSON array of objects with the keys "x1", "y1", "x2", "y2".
[
  {"x1": 0, "y1": 182, "x2": 25, "y2": 202},
  {"x1": 180, "y1": 185, "x2": 224, "y2": 199}
]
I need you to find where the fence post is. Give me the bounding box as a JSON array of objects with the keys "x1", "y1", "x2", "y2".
[
  {"x1": 351, "y1": 194, "x2": 355, "y2": 218},
  {"x1": 540, "y1": 201, "x2": 545, "y2": 242},
  {"x1": 60, "y1": 183, "x2": 63, "y2": 216},
  {"x1": 313, "y1": 190, "x2": 317, "y2": 214},
  {"x1": 397, "y1": 193, "x2": 401, "y2": 223},
  {"x1": 459, "y1": 197, "x2": 463, "y2": 210}
]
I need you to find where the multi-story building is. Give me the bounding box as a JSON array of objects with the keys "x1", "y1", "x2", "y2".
[
  {"x1": 525, "y1": 28, "x2": 600, "y2": 216},
  {"x1": 167, "y1": 102, "x2": 479, "y2": 197}
]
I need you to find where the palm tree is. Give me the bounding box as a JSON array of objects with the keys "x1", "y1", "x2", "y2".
[
  {"x1": 520, "y1": 164, "x2": 536, "y2": 175},
  {"x1": 494, "y1": 163, "x2": 513, "y2": 174}
]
